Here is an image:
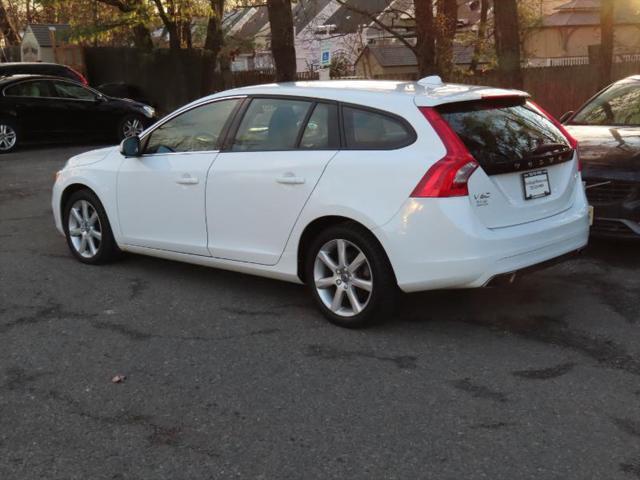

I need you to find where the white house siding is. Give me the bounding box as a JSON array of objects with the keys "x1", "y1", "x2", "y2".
[{"x1": 294, "y1": 1, "x2": 367, "y2": 72}]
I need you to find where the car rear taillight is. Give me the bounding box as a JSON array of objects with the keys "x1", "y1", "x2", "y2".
[
  {"x1": 528, "y1": 101, "x2": 581, "y2": 172},
  {"x1": 69, "y1": 67, "x2": 89, "y2": 85},
  {"x1": 411, "y1": 107, "x2": 479, "y2": 198}
]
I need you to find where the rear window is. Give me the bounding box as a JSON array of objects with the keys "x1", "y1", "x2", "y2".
[{"x1": 438, "y1": 99, "x2": 572, "y2": 175}]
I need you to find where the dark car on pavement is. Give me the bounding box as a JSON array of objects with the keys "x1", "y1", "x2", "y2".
[
  {"x1": 564, "y1": 75, "x2": 640, "y2": 239},
  {"x1": 0, "y1": 75, "x2": 156, "y2": 153},
  {"x1": 0, "y1": 62, "x2": 88, "y2": 85}
]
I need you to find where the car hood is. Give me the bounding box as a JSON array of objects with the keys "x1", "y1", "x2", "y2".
[
  {"x1": 66, "y1": 146, "x2": 116, "y2": 168},
  {"x1": 565, "y1": 124, "x2": 640, "y2": 181},
  {"x1": 107, "y1": 96, "x2": 147, "y2": 109}
]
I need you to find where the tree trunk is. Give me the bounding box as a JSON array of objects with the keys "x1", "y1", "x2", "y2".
[
  {"x1": 204, "y1": 0, "x2": 225, "y2": 63},
  {"x1": 414, "y1": 0, "x2": 435, "y2": 77},
  {"x1": 494, "y1": 0, "x2": 522, "y2": 89},
  {"x1": 435, "y1": 0, "x2": 458, "y2": 79},
  {"x1": 469, "y1": 0, "x2": 488, "y2": 74},
  {"x1": 0, "y1": 0, "x2": 20, "y2": 45},
  {"x1": 599, "y1": 0, "x2": 615, "y2": 88},
  {"x1": 132, "y1": 23, "x2": 153, "y2": 50},
  {"x1": 166, "y1": 23, "x2": 181, "y2": 49},
  {"x1": 267, "y1": 0, "x2": 296, "y2": 82}
]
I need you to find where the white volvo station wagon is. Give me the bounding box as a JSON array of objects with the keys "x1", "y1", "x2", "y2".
[{"x1": 52, "y1": 78, "x2": 589, "y2": 327}]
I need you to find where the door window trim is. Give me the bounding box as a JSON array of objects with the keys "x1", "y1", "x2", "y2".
[
  {"x1": 221, "y1": 95, "x2": 341, "y2": 153},
  {"x1": 139, "y1": 95, "x2": 246, "y2": 157}
]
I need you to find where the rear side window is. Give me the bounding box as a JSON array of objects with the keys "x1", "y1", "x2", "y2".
[
  {"x1": 300, "y1": 103, "x2": 339, "y2": 150},
  {"x1": 232, "y1": 98, "x2": 312, "y2": 151},
  {"x1": 343, "y1": 106, "x2": 414, "y2": 150},
  {"x1": 4, "y1": 80, "x2": 55, "y2": 98},
  {"x1": 438, "y1": 99, "x2": 571, "y2": 175}
]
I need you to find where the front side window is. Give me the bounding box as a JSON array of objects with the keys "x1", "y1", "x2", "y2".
[
  {"x1": 343, "y1": 106, "x2": 414, "y2": 149},
  {"x1": 231, "y1": 98, "x2": 312, "y2": 151},
  {"x1": 4, "y1": 80, "x2": 55, "y2": 98},
  {"x1": 144, "y1": 98, "x2": 240, "y2": 154},
  {"x1": 52, "y1": 81, "x2": 96, "y2": 101},
  {"x1": 570, "y1": 81, "x2": 640, "y2": 126}
]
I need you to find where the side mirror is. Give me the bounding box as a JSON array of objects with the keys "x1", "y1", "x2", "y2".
[
  {"x1": 95, "y1": 94, "x2": 107, "y2": 103},
  {"x1": 559, "y1": 111, "x2": 574, "y2": 124},
  {"x1": 120, "y1": 135, "x2": 141, "y2": 157}
]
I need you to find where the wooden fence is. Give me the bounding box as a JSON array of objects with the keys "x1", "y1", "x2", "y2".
[
  {"x1": 375, "y1": 62, "x2": 640, "y2": 117},
  {"x1": 84, "y1": 47, "x2": 640, "y2": 117}
]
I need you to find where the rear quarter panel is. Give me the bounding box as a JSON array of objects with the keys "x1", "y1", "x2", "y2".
[{"x1": 282, "y1": 97, "x2": 445, "y2": 258}]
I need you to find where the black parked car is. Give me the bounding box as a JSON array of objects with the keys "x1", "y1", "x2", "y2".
[
  {"x1": 0, "y1": 75, "x2": 156, "y2": 153},
  {"x1": 564, "y1": 75, "x2": 640, "y2": 239},
  {"x1": 0, "y1": 62, "x2": 88, "y2": 85}
]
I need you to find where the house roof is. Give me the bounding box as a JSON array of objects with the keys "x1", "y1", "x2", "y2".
[
  {"x1": 542, "y1": 0, "x2": 640, "y2": 27},
  {"x1": 325, "y1": 0, "x2": 393, "y2": 34},
  {"x1": 360, "y1": 43, "x2": 477, "y2": 67},
  {"x1": 26, "y1": 24, "x2": 71, "y2": 47},
  {"x1": 235, "y1": 6, "x2": 270, "y2": 39},
  {"x1": 293, "y1": 0, "x2": 334, "y2": 33}
]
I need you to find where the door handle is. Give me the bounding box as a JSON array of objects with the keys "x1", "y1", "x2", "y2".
[
  {"x1": 276, "y1": 173, "x2": 305, "y2": 185},
  {"x1": 176, "y1": 175, "x2": 199, "y2": 185}
]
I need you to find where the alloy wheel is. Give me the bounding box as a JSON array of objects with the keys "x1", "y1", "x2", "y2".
[
  {"x1": 313, "y1": 239, "x2": 373, "y2": 317},
  {"x1": 68, "y1": 199, "x2": 102, "y2": 259},
  {"x1": 0, "y1": 124, "x2": 17, "y2": 151},
  {"x1": 123, "y1": 118, "x2": 144, "y2": 138}
]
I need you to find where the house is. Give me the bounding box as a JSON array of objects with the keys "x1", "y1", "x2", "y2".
[
  {"x1": 524, "y1": 0, "x2": 640, "y2": 66},
  {"x1": 354, "y1": 44, "x2": 477, "y2": 77},
  {"x1": 294, "y1": 0, "x2": 391, "y2": 72},
  {"x1": 225, "y1": 0, "x2": 393, "y2": 73},
  {"x1": 20, "y1": 24, "x2": 71, "y2": 62},
  {"x1": 354, "y1": 0, "x2": 488, "y2": 77}
]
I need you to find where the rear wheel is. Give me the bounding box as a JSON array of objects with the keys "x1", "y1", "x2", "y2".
[
  {"x1": 118, "y1": 114, "x2": 145, "y2": 141},
  {"x1": 63, "y1": 190, "x2": 119, "y2": 264},
  {"x1": 0, "y1": 119, "x2": 18, "y2": 153},
  {"x1": 305, "y1": 223, "x2": 397, "y2": 328}
]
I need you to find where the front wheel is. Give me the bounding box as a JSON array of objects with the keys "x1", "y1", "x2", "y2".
[
  {"x1": 63, "y1": 190, "x2": 119, "y2": 264},
  {"x1": 118, "y1": 114, "x2": 145, "y2": 141},
  {"x1": 305, "y1": 223, "x2": 397, "y2": 328}
]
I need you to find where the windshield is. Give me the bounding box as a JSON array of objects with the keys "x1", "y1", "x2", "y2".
[{"x1": 570, "y1": 81, "x2": 640, "y2": 126}]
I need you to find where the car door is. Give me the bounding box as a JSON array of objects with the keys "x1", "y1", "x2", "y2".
[
  {"x1": 50, "y1": 80, "x2": 102, "y2": 134},
  {"x1": 3, "y1": 79, "x2": 60, "y2": 137},
  {"x1": 206, "y1": 97, "x2": 340, "y2": 265},
  {"x1": 117, "y1": 97, "x2": 243, "y2": 255}
]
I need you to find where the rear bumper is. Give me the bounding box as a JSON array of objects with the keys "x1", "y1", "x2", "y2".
[{"x1": 375, "y1": 186, "x2": 589, "y2": 293}]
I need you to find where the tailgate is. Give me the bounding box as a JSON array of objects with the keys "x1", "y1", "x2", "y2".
[{"x1": 437, "y1": 98, "x2": 579, "y2": 229}]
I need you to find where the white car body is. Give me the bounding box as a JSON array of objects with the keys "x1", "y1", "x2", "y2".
[{"x1": 52, "y1": 80, "x2": 589, "y2": 294}]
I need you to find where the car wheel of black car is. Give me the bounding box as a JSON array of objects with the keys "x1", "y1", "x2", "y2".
[
  {"x1": 118, "y1": 114, "x2": 146, "y2": 141},
  {"x1": 0, "y1": 118, "x2": 19, "y2": 153}
]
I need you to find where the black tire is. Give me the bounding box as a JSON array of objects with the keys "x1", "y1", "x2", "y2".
[
  {"x1": 117, "y1": 114, "x2": 146, "y2": 141},
  {"x1": 0, "y1": 117, "x2": 19, "y2": 154},
  {"x1": 63, "y1": 189, "x2": 120, "y2": 265},
  {"x1": 304, "y1": 222, "x2": 397, "y2": 328}
]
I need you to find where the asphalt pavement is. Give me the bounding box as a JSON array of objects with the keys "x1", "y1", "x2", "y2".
[{"x1": 1, "y1": 145, "x2": 639, "y2": 480}]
